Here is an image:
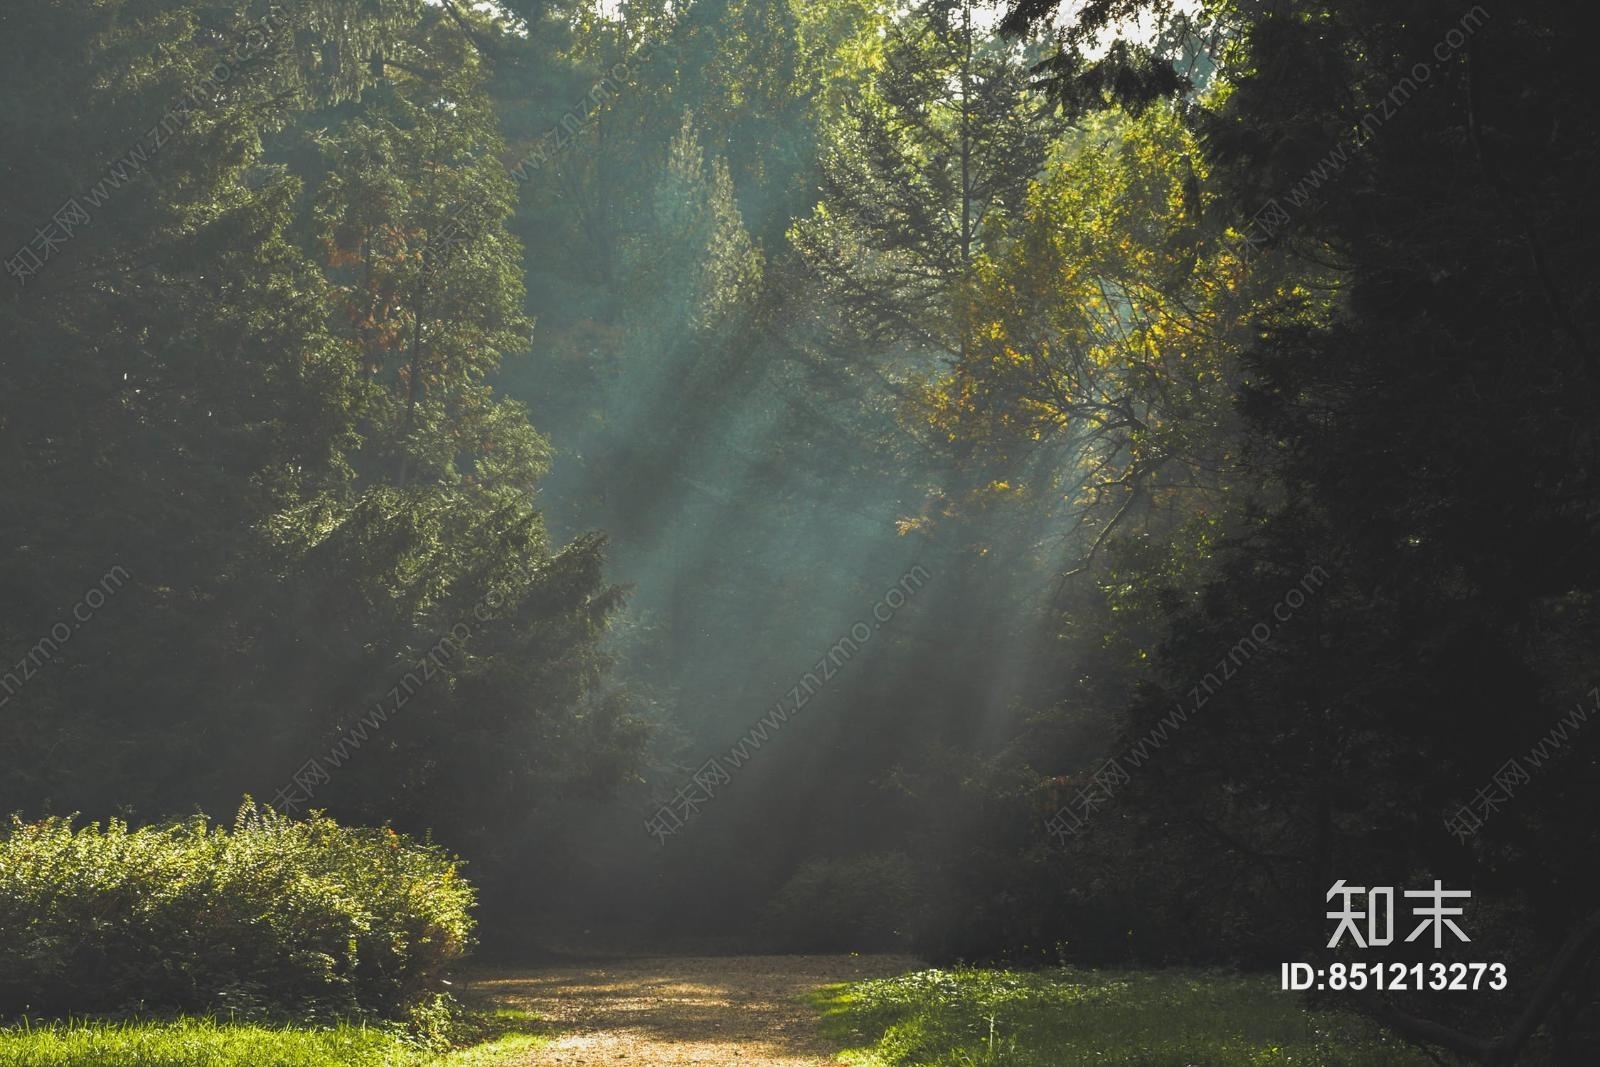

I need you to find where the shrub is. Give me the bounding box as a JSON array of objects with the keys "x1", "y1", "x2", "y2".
[
  {"x1": 763, "y1": 851, "x2": 924, "y2": 952},
  {"x1": 0, "y1": 800, "x2": 474, "y2": 1018}
]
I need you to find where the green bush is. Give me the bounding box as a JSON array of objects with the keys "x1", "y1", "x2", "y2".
[
  {"x1": 0, "y1": 800, "x2": 474, "y2": 1019},
  {"x1": 763, "y1": 851, "x2": 924, "y2": 952}
]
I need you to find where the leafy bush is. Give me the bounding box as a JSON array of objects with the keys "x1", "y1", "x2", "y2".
[
  {"x1": 763, "y1": 851, "x2": 924, "y2": 952},
  {"x1": 0, "y1": 800, "x2": 474, "y2": 1018}
]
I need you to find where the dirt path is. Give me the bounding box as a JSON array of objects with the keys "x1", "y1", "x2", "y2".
[{"x1": 471, "y1": 954, "x2": 919, "y2": 1066}]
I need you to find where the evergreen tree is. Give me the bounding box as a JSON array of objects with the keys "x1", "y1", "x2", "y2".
[
  {"x1": 791, "y1": 0, "x2": 1057, "y2": 358},
  {"x1": 0, "y1": 0, "x2": 646, "y2": 871}
]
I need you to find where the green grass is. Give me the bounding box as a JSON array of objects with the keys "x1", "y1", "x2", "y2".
[
  {"x1": 814, "y1": 967, "x2": 1435, "y2": 1066},
  {"x1": 0, "y1": 1010, "x2": 547, "y2": 1067}
]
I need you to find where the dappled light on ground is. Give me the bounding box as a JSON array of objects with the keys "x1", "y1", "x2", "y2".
[{"x1": 474, "y1": 955, "x2": 919, "y2": 1066}]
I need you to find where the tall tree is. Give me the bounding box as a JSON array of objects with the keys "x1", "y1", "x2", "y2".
[
  {"x1": 0, "y1": 0, "x2": 646, "y2": 879},
  {"x1": 791, "y1": 0, "x2": 1058, "y2": 360}
]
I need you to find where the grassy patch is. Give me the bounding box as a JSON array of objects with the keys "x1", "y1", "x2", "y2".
[
  {"x1": 432, "y1": 1008, "x2": 548, "y2": 1066},
  {"x1": 814, "y1": 967, "x2": 1434, "y2": 1066},
  {"x1": 0, "y1": 1009, "x2": 547, "y2": 1067}
]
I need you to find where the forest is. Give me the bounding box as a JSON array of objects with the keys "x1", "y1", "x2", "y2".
[{"x1": 1, "y1": 0, "x2": 1596, "y2": 1063}]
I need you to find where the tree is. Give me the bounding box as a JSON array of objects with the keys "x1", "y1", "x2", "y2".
[
  {"x1": 990, "y1": 0, "x2": 1600, "y2": 1048},
  {"x1": 0, "y1": 1, "x2": 647, "y2": 885},
  {"x1": 921, "y1": 104, "x2": 1253, "y2": 577},
  {"x1": 791, "y1": 0, "x2": 1058, "y2": 359},
  {"x1": 312, "y1": 23, "x2": 537, "y2": 492}
]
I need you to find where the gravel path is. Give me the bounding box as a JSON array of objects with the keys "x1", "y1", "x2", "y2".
[{"x1": 472, "y1": 954, "x2": 919, "y2": 1066}]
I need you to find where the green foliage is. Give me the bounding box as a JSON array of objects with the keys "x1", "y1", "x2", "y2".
[
  {"x1": 0, "y1": 802, "x2": 474, "y2": 1018},
  {"x1": 0, "y1": 1017, "x2": 423, "y2": 1067},
  {"x1": 921, "y1": 103, "x2": 1250, "y2": 565},
  {"x1": 403, "y1": 992, "x2": 466, "y2": 1053},
  {"x1": 816, "y1": 967, "x2": 1433, "y2": 1065},
  {"x1": 0, "y1": 1010, "x2": 548, "y2": 1067},
  {"x1": 763, "y1": 852, "x2": 924, "y2": 952},
  {"x1": 791, "y1": 0, "x2": 1059, "y2": 354},
  {"x1": 0, "y1": 0, "x2": 646, "y2": 880},
  {"x1": 311, "y1": 16, "x2": 535, "y2": 492},
  {"x1": 8, "y1": 0, "x2": 1598, "y2": 1055},
  {"x1": 641, "y1": 113, "x2": 766, "y2": 333}
]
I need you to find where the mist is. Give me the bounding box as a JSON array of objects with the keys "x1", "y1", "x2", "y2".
[{"x1": 5, "y1": 0, "x2": 1597, "y2": 1061}]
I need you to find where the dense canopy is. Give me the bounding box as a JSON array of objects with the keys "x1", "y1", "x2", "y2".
[{"x1": 2, "y1": 0, "x2": 1597, "y2": 1059}]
